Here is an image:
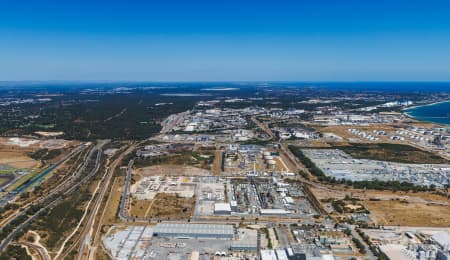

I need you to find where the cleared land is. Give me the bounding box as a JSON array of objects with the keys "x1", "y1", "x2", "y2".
[
  {"x1": 129, "y1": 193, "x2": 195, "y2": 220},
  {"x1": 102, "y1": 176, "x2": 125, "y2": 225},
  {"x1": 0, "y1": 175, "x2": 13, "y2": 187},
  {"x1": 0, "y1": 151, "x2": 39, "y2": 169},
  {"x1": 133, "y1": 151, "x2": 214, "y2": 170},
  {"x1": 134, "y1": 165, "x2": 210, "y2": 177},
  {"x1": 311, "y1": 185, "x2": 450, "y2": 227},
  {"x1": 364, "y1": 200, "x2": 450, "y2": 227}
]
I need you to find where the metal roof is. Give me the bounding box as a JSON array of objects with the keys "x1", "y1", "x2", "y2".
[
  {"x1": 214, "y1": 203, "x2": 232, "y2": 212},
  {"x1": 153, "y1": 223, "x2": 234, "y2": 236}
]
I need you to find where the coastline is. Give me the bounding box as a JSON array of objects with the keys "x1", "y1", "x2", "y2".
[
  {"x1": 402, "y1": 100, "x2": 450, "y2": 126},
  {"x1": 403, "y1": 99, "x2": 450, "y2": 111}
]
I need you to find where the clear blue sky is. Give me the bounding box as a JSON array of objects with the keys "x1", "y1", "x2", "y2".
[{"x1": 1, "y1": 0, "x2": 450, "y2": 81}]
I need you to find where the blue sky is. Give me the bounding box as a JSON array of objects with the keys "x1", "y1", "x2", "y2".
[{"x1": 1, "y1": 0, "x2": 450, "y2": 81}]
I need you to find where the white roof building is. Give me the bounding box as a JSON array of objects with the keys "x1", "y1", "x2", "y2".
[
  {"x1": 433, "y1": 231, "x2": 450, "y2": 249},
  {"x1": 260, "y1": 250, "x2": 277, "y2": 260},
  {"x1": 153, "y1": 223, "x2": 234, "y2": 239},
  {"x1": 214, "y1": 203, "x2": 232, "y2": 214}
]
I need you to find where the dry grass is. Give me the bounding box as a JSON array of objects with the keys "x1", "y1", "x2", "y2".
[
  {"x1": 129, "y1": 199, "x2": 153, "y2": 218},
  {"x1": 336, "y1": 143, "x2": 448, "y2": 164},
  {"x1": 0, "y1": 176, "x2": 11, "y2": 186},
  {"x1": 212, "y1": 148, "x2": 222, "y2": 176},
  {"x1": 149, "y1": 194, "x2": 194, "y2": 220},
  {"x1": 311, "y1": 184, "x2": 450, "y2": 227},
  {"x1": 103, "y1": 176, "x2": 125, "y2": 225},
  {"x1": 364, "y1": 200, "x2": 450, "y2": 227},
  {"x1": 312, "y1": 185, "x2": 450, "y2": 204},
  {"x1": 0, "y1": 151, "x2": 39, "y2": 169},
  {"x1": 128, "y1": 193, "x2": 195, "y2": 220},
  {"x1": 134, "y1": 164, "x2": 210, "y2": 177}
]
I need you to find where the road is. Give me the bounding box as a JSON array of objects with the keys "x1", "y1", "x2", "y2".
[
  {"x1": 21, "y1": 241, "x2": 50, "y2": 260},
  {"x1": 251, "y1": 116, "x2": 275, "y2": 140},
  {"x1": 0, "y1": 142, "x2": 105, "y2": 253},
  {"x1": 344, "y1": 224, "x2": 377, "y2": 260},
  {"x1": 160, "y1": 111, "x2": 189, "y2": 133},
  {"x1": 118, "y1": 159, "x2": 134, "y2": 222},
  {"x1": 73, "y1": 144, "x2": 136, "y2": 260},
  {"x1": 250, "y1": 116, "x2": 329, "y2": 215},
  {"x1": 0, "y1": 144, "x2": 85, "y2": 207}
]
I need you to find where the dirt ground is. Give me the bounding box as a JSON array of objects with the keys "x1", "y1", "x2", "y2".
[
  {"x1": 129, "y1": 199, "x2": 152, "y2": 218},
  {"x1": 212, "y1": 148, "x2": 222, "y2": 176},
  {"x1": 312, "y1": 185, "x2": 450, "y2": 204},
  {"x1": 311, "y1": 185, "x2": 450, "y2": 227},
  {"x1": 0, "y1": 150, "x2": 39, "y2": 169},
  {"x1": 0, "y1": 175, "x2": 13, "y2": 187},
  {"x1": 103, "y1": 176, "x2": 125, "y2": 225},
  {"x1": 364, "y1": 200, "x2": 450, "y2": 227},
  {"x1": 129, "y1": 193, "x2": 194, "y2": 220},
  {"x1": 134, "y1": 164, "x2": 210, "y2": 177}
]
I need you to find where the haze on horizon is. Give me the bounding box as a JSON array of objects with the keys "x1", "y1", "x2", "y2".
[{"x1": 1, "y1": 0, "x2": 450, "y2": 82}]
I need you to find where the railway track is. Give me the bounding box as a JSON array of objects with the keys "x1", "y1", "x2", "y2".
[
  {"x1": 57, "y1": 143, "x2": 137, "y2": 260},
  {"x1": 0, "y1": 142, "x2": 105, "y2": 253}
]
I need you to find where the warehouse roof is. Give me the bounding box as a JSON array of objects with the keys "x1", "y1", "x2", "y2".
[
  {"x1": 214, "y1": 203, "x2": 232, "y2": 212},
  {"x1": 260, "y1": 209, "x2": 289, "y2": 215},
  {"x1": 260, "y1": 250, "x2": 277, "y2": 260},
  {"x1": 153, "y1": 223, "x2": 234, "y2": 236},
  {"x1": 433, "y1": 231, "x2": 450, "y2": 248}
]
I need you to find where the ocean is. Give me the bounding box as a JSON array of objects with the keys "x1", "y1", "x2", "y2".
[{"x1": 404, "y1": 101, "x2": 450, "y2": 126}]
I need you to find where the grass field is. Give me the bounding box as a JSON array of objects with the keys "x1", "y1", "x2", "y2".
[{"x1": 334, "y1": 143, "x2": 449, "y2": 164}]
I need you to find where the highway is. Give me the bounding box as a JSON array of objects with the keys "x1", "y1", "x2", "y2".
[
  {"x1": 118, "y1": 159, "x2": 134, "y2": 222},
  {"x1": 0, "y1": 142, "x2": 104, "y2": 253},
  {"x1": 72, "y1": 144, "x2": 136, "y2": 260},
  {"x1": 0, "y1": 144, "x2": 85, "y2": 207},
  {"x1": 0, "y1": 144, "x2": 89, "y2": 230}
]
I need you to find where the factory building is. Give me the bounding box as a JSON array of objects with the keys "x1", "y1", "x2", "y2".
[
  {"x1": 214, "y1": 202, "x2": 232, "y2": 215},
  {"x1": 261, "y1": 250, "x2": 278, "y2": 260},
  {"x1": 230, "y1": 243, "x2": 257, "y2": 252},
  {"x1": 152, "y1": 223, "x2": 234, "y2": 239},
  {"x1": 276, "y1": 249, "x2": 289, "y2": 260},
  {"x1": 260, "y1": 208, "x2": 290, "y2": 215}
]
